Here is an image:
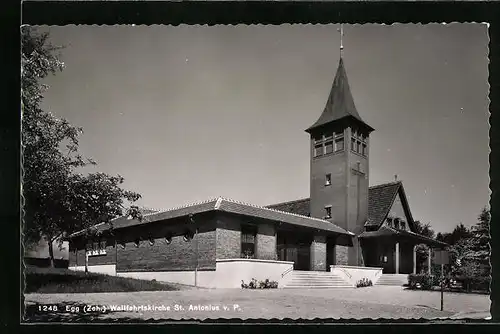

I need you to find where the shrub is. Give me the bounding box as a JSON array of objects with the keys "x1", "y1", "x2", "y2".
[
  {"x1": 241, "y1": 278, "x2": 278, "y2": 289},
  {"x1": 356, "y1": 278, "x2": 373, "y2": 288},
  {"x1": 408, "y1": 273, "x2": 438, "y2": 290},
  {"x1": 454, "y1": 275, "x2": 490, "y2": 292}
]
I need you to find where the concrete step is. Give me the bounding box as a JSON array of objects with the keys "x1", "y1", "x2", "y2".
[
  {"x1": 375, "y1": 274, "x2": 408, "y2": 286},
  {"x1": 283, "y1": 271, "x2": 352, "y2": 289},
  {"x1": 284, "y1": 286, "x2": 352, "y2": 288}
]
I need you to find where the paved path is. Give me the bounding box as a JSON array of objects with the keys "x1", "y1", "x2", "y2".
[{"x1": 24, "y1": 286, "x2": 490, "y2": 322}]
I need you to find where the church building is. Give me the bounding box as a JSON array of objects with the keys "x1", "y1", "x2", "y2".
[{"x1": 69, "y1": 51, "x2": 447, "y2": 288}]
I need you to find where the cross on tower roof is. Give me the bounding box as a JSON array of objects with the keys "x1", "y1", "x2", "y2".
[{"x1": 339, "y1": 24, "x2": 344, "y2": 57}]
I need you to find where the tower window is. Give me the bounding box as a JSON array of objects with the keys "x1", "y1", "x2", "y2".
[
  {"x1": 351, "y1": 130, "x2": 368, "y2": 157},
  {"x1": 325, "y1": 174, "x2": 331, "y2": 186},
  {"x1": 325, "y1": 140, "x2": 333, "y2": 154},
  {"x1": 314, "y1": 144, "x2": 323, "y2": 157},
  {"x1": 325, "y1": 206, "x2": 332, "y2": 219},
  {"x1": 335, "y1": 138, "x2": 344, "y2": 151}
]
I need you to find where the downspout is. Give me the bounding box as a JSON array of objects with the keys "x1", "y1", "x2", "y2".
[
  {"x1": 356, "y1": 161, "x2": 361, "y2": 266},
  {"x1": 189, "y1": 214, "x2": 199, "y2": 288}
]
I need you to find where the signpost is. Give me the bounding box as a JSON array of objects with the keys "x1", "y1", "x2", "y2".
[{"x1": 433, "y1": 250, "x2": 449, "y2": 311}]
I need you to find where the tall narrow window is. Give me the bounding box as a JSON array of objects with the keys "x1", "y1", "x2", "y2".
[
  {"x1": 314, "y1": 144, "x2": 323, "y2": 157},
  {"x1": 394, "y1": 218, "x2": 400, "y2": 230},
  {"x1": 241, "y1": 225, "x2": 257, "y2": 258},
  {"x1": 325, "y1": 140, "x2": 333, "y2": 154},
  {"x1": 400, "y1": 221, "x2": 406, "y2": 230},
  {"x1": 335, "y1": 138, "x2": 344, "y2": 151},
  {"x1": 325, "y1": 174, "x2": 331, "y2": 186},
  {"x1": 325, "y1": 206, "x2": 332, "y2": 219}
]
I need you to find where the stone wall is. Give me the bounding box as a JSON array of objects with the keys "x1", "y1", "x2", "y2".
[
  {"x1": 256, "y1": 223, "x2": 277, "y2": 260},
  {"x1": 310, "y1": 235, "x2": 327, "y2": 271},
  {"x1": 335, "y1": 244, "x2": 349, "y2": 265},
  {"x1": 216, "y1": 213, "x2": 242, "y2": 259}
]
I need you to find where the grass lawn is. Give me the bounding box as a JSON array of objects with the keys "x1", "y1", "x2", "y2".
[{"x1": 24, "y1": 266, "x2": 180, "y2": 293}]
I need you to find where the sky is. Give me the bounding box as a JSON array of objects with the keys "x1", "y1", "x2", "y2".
[{"x1": 35, "y1": 23, "x2": 489, "y2": 244}]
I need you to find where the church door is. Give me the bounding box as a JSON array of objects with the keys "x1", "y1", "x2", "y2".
[{"x1": 296, "y1": 243, "x2": 311, "y2": 270}]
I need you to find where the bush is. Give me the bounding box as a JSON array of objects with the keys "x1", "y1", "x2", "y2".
[
  {"x1": 241, "y1": 278, "x2": 278, "y2": 289},
  {"x1": 356, "y1": 278, "x2": 373, "y2": 288},
  {"x1": 454, "y1": 275, "x2": 490, "y2": 292},
  {"x1": 408, "y1": 273, "x2": 438, "y2": 290}
]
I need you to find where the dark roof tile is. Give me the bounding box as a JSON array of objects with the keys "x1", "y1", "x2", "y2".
[
  {"x1": 366, "y1": 181, "x2": 401, "y2": 227},
  {"x1": 306, "y1": 58, "x2": 373, "y2": 133},
  {"x1": 265, "y1": 181, "x2": 404, "y2": 229}
]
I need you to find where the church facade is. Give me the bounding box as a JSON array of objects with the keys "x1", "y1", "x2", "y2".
[{"x1": 68, "y1": 57, "x2": 446, "y2": 288}]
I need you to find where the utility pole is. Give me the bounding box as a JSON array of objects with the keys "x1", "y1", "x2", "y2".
[{"x1": 440, "y1": 261, "x2": 444, "y2": 311}]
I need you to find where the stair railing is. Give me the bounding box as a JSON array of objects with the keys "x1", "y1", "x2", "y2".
[
  {"x1": 338, "y1": 267, "x2": 352, "y2": 280},
  {"x1": 281, "y1": 266, "x2": 293, "y2": 278}
]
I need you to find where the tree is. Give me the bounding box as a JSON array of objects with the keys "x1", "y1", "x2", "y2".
[
  {"x1": 21, "y1": 26, "x2": 141, "y2": 267},
  {"x1": 413, "y1": 220, "x2": 436, "y2": 273},
  {"x1": 447, "y1": 207, "x2": 490, "y2": 290},
  {"x1": 467, "y1": 208, "x2": 490, "y2": 276},
  {"x1": 436, "y1": 223, "x2": 472, "y2": 246}
]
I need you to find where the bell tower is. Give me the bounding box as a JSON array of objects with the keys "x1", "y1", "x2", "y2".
[{"x1": 305, "y1": 30, "x2": 374, "y2": 266}]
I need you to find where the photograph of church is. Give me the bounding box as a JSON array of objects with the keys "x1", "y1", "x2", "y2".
[{"x1": 68, "y1": 38, "x2": 449, "y2": 289}]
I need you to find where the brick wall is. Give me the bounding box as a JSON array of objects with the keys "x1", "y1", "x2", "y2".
[
  {"x1": 310, "y1": 235, "x2": 327, "y2": 271},
  {"x1": 216, "y1": 213, "x2": 241, "y2": 259},
  {"x1": 256, "y1": 223, "x2": 277, "y2": 260},
  {"x1": 116, "y1": 228, "x2": 216, "y2": 272},
  {"x1": 70, "y1": 215, "x2": 217, "y2": 272}
]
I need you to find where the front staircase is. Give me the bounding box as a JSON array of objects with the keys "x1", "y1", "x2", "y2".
[
  {"x1": 283, "y1": 270, "x2": 353, "y2": 289},
  {"x1": 375, "y1": 274, "x2": 408, "y2": 286}
]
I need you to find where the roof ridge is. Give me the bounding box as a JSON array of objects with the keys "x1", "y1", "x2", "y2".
[
  {"x1": 369, "y1": 180, "x2": 402, "y2": 190},
  {"x1": 145, "y1": 197, "x2": 220, "y2": 217},
  {"x1": 219, "y1": 197, "x2": 352, "y2": 233}
]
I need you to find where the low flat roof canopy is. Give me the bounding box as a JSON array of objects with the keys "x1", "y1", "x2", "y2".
[
  {"x1": 358, "y1": 226, "x2": 448, "y2": 249},
  {"x1": 69, "y1": 197, "x2": 353, "y2": 239}
]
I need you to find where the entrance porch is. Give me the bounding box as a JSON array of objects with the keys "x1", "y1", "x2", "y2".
[
  {"x1": 359, "y1": 227, "x2": 448, "y2": 274},
  {"x1": 276, "y1": 228, "x2": 351, "y2": 271}
]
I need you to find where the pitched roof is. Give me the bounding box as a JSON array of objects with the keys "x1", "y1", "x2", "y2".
[
  {"x1": 265, "y1": 198, "x2": 311, "y2": 217},
  {"x1": 358, "y1": 226, "x2": 448, "y2": 248},
  {"x1": 69, "y1": 197, "x2": 352, "y2": 239},
  {"x1": 306, "y1": 57, "x2": 373, "y2": 133},
  {"x1": 265, "y1": 181, "x2": 409, "y2": 229},
  {"x1": 366, "y1": 181, "x2": 402, "y2": 227}
]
